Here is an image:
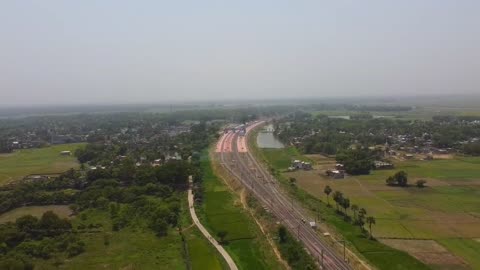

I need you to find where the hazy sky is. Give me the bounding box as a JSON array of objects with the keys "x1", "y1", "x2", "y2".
[{"x1": 1, "y1": 1, "x2": 479, "y2": 105}]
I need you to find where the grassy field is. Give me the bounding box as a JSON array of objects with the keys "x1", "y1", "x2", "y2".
[
  {"x1": 261, "y1": 146, "x2": 306, "y2": 169},
  {"x1": 0, "y1": 205, "x2": 72, "y2": 223},
  {"x1": 27, "y1": 191, "x2": 226, "y2": 270},
  {"x1": 33, "y1": 209, "x2": 187, "y2": 270},
  {"x1": 257, "y1": 145, "x2": 480, "y2": 269},
  {"x1": 254, "y1": 144, "x2": 434, "y2": 270},
  {"x1": 199, "y1": 151, "x2": 283, "y2": 270},
  {"x1": 0, "y1": 143, "x2": 85, "y2": 185},
  {"x1": 184, "y1": 228, "x2": 224, "y2": 270},
  {"x1": 178, "y1": 188, "x2": 226, "y2": 270},
  {"x1": 438, "y1": 239, "x2": 480, "y2": 270}
]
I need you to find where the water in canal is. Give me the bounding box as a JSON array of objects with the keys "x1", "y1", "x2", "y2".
[{"x1": 256, "y1": 124, "x2": 284, "y2": 148}]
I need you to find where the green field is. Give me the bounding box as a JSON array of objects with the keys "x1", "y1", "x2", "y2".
[
  {"x1": 199, "y1": 151, "x2": 284, "y2": 270},
  {"x1": 178, "y1": 188, "x2": 226, "y2": 270},
  {"x1": 13, "y1": 192, "x2": 226, "y2": 270},
  {"x1": 0, "y1": 143, "x2": 85, "y2": 185},
  {"x1": 0, "y1": 205, "x2": 72, "y2": 223},
  {"x1": 255, "y1": 146, "x2": 433, "y2": 270},
  {"x1": 438, "y1": 239, "x2": 480, "y2": 270},
  {"x1": 184, "y1": 228, "x2": 224, "y2": 270},
  {"x1": 256, "y1": 144, "x2": 480, "y2": 269},
  {"x1": 35, "y1": 209, "x2": 186, "y2": 270},
  {"x1": 261, "y1": 146, "x2": 306, "y2": 169}
]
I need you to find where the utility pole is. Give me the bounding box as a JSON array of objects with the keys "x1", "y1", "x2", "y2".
[{"x1": 321, "y1": 249, "x2": 324, "y2": 269}]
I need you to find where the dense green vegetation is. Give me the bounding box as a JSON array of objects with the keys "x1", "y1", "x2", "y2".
[
  {"x1": 336, "y1": 148, "x2": 375, "y2": 175},
  {"x1": 276, "y1": 226, "x2": 316, "y2": 269},
  {"x1": 198, "y1": 151, "x2": 282, "y2": 270},
  {"x1": 0, "y1": 210, "x2": 84, "y2": 268},
  {"x1": 274, "y1": 111, "x2": 480, "y2": 155},
  {"x1": 0, "y1": 115, "x2": 228, "y2": 269}
]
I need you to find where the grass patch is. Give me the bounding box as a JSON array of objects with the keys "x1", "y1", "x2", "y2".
[
  {"x1": 184, "y1": 228, "x2": 224, "y2": 270},
  {"x1": 199, "y1": 151, "x2": 283, "y2": 270},
  {"x1": 261, "y1": 147, "x2": 305, "y2": 170},
  {"x1": 0, "y1": 143, "x2": 85, "y2": 185},
  {"x1": 33, "y1": 209, "x2": 187, "y2": 270},
  {"x1": 438, "y1": 239, "x2": 480, "y2": 270},
  {"x1": 178, "y1": 188, "x2": 225, "y2": 270}
]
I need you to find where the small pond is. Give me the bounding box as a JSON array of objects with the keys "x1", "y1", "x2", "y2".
[{"x1": 256, "y1": 124, "x2": 284, "y2": 149}]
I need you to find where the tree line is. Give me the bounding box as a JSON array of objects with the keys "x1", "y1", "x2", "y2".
[{"x1": 324, "y1": 185, "x2": 376, "y2": 239}]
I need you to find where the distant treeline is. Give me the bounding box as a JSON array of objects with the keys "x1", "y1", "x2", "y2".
[
  {"x1": 433, "y1": 115, "x2": 480, "y2": 122},
  {"x1": 304, "y1": 104, "x2": 412, "y2": 112}
]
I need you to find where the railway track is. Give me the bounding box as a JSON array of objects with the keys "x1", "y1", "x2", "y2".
[{"x1": 216, "y1": 122, "x2": 351, "y2": 270}]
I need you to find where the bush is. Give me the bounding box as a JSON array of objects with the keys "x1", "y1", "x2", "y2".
[
  {"x1": 66, "y1": 241, "x2": 85, "y2": 257},
  {"x1": 386, "y1": 171, "x2": 408, "y2": 187},
  {"x1": 416, "y1": 179, "x2": 427, "y2": 188}
]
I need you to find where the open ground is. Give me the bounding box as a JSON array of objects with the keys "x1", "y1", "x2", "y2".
[
  {"x1": 0, "y1": 143, "x2": 86, "y2": 185},
  {"x1": 261, "y1": 146, "x2": 480, "y2": 269}
]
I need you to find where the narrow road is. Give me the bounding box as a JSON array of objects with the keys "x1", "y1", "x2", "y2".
[{"x1": 187, "y1": 177, "x2": 239, "y2": 270}]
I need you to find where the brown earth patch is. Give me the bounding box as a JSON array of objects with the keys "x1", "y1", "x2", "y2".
[
  {"x1": 432, "y1": 154, "x2": 454, "y2": 160},
  {"x1": 411, "y1": 177, "x2": 450, "y2": 187},
  {"x1": 380, "y1": 239, "x2": 468, "y2": 268}
]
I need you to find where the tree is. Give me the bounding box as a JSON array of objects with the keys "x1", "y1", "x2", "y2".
[
  {"x1": 67, "y1": 241, "x2": 85, "y2": 257},
  {"x1": 336, "y1": 148, "x2": 374, "y2": 175},
  {"x1": 38, "y1": 211, "x2": 72, "y2": 237},
  {"x1": 324, "y1": 185, "x2": 332, "y2": 206},
  {"x1": 217, "y1": 230, "x2": 228, "y2": 244},
  {"x1": 151, "y1": 218, "x2": 168, "y2": 236},
  {"x1": 69, "y1": 204, "x2": 79, "y2": 215},
  {"x1": 341, "y1": 198, "x2": 350, "y2": 217},
  {"x1": 385, "y1": 176, "x2": 395, "y2": 186},
  {"x1": 289, "y1": 177, "x2": 296, "y2": 186},
  {"x1": 332, "y1": 191, "x2": 343, "y2": 212},
  {"x1": 351, "y1": 204, "x2": 359, "y2": 223},
  {"x1": 103, "y1": 234, "x2": 110, "y2": 247},
  {"x1": 366, "y1": 216, "x2": 376, "y2": 239},
  {"x1": 15, "y1": 215, "x2": 39, "y2": 235},
  {"x1": 416, "y1": 179, "x2": 427, "y2": 188},
  {"x1": 278, "y1": 226, "x2": 288, "y2": 243},
  {"x1": 386, "y1": 171, "x2": 408, "y2": 187},
  {"x1": 394, "y1": 171, "x2": 408, "y2": 186},
  {"x1": 116, "y1": 158, "x2": 136, "y2": 183},
  {"x1": 358, "y1": 208, "x2": 367, "y2": 230}
]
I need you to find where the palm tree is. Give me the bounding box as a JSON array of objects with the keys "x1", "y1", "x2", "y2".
[
  {"x1": 342, "y1": 198, "x2": 350, "y2": 216},
  {"x1": 358, "y1": 208, "x2": 367, "y2": 230},
  {"x1": 351, "y1": 204, "x2": 359, "y2": 223},
  {"x1": 333, "y1": 191, "x2": 343, "y2": 211},
  {"x1": 324, "y1": 185, "x2": 332, "y2": 206},
  {"x1": 366, "y1": 216, "x2": 376, "y2": 239}
]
